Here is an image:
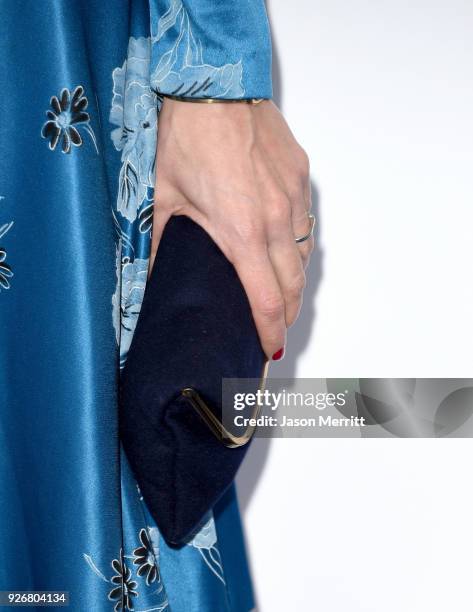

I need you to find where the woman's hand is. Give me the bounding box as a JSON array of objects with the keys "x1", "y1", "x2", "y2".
[{"x1": 150, "y1": 99, "x2": 313, "y2": 360}]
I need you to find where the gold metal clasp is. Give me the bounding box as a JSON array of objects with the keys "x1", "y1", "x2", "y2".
[{"x1": 181, "y1": 360, "x2": 270, "y2": 448}]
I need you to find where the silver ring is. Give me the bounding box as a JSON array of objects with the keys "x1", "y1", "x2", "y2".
[{"x1": 295, "y1": 213, "x2": 316, "y2": 244}]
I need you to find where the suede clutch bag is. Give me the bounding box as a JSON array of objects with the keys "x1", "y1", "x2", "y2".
[{"x1": 120, "y1": 215, "x2": 268, "y2": 547}]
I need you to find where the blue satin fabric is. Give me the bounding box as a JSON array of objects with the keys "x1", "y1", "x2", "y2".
[
  {"x1": 150, "y1": 0, "x2": 273, "y2": 98},
  {"x1": 0, "y1": 0, "x2": 271, "y2": 609}
]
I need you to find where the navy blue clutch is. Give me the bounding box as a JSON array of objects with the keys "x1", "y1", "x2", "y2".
[{"x1": 120, "y1": 215, "x2": 267, "y2": 547}]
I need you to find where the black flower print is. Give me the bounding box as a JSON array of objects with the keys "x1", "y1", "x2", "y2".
[
  {"x1": 41, "y1": 86, "x2": 98, "y2": 154},
  {"x1": 0, "y1": 221, "x2": 13, "y2": 291},
  {"x1": 108, "y1": 550, "x2": 138, "y2": 612},
  {"x1": 133, "y1": 528, "x2": 159, "y2": 586}
]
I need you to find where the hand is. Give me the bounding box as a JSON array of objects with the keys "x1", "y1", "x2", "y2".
[{"x1": 150, "y1": 99, "x2": 314, "y2": 360}]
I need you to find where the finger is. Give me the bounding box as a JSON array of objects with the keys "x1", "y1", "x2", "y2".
[
  {"x1": 251, "y1": 152, "x2": 305, "y2": 328},
  {"x1": 303, "y1": 174, "x2": 312, "y2": 212},
  {"x1": 291, "y1": 164, "x2": 314, "y2": 267},
  {"x1": 293, "y1": 195, "x2": 315, "y2": 270},
  {"x1": 276, "y1": 164, "x2": 314, "y2": 270},
  {"x1": 262, "y1": 177, "x2": 308, "y2": 326},
  {"x1": 231, "y1": 242, "x2": 287, "y2": 360},
  {"x1": 267, "y1": 229, "x2": 306, "y2": 328},
  {"x1": 293, "y1": 207, "x2": 312, "y2": 232},
  {"x1": 298, "y1": 236, "x2": 315, "y2": 270}
]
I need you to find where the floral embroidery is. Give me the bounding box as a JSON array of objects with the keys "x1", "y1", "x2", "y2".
[
  {"x1": 133, "y1": 529, "x2": 159, "y2": 586},
  {"x1": 0, "y1": 220, "x2": 13, "y2": 291},
  {"x1": 41, "y1": 86, "x2": 98, "y2": 154},
  {"x1": 108, "y1": 551, "x2": 138, "y2": 612},
  {"x1": 110, "y1": 38, "x2": 157, "y2": 223}
]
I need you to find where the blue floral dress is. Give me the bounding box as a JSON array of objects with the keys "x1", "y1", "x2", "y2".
[{"x1": 0, "y1": 0, "x2": 272, "y2": 610}]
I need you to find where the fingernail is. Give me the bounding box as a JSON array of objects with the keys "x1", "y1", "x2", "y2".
[{"x1": 272, "y1": 347, "x2": 285, "y2": 361}]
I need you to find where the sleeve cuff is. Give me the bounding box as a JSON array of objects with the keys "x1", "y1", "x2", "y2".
[{"x1": 149, "y1": 0, "x2": 273, "y2": 100}]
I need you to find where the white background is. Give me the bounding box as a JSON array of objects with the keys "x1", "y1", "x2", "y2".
[{"x1": 236, "y1": 1, "x2": 473, "y2": 610}]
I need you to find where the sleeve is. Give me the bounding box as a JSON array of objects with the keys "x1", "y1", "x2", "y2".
[{"x1": 149, "y1": 0, "x2": 273, "y2": 99}]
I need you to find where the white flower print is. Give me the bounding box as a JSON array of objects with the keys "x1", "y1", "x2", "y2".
[
  {"x1": 188, "y1": 517, "x2": 225, "y2": 584},
  {"x1": 112, "y1": 255, "x2": 149, "y2": 367},
  {"x1": 110, "y1": 37, "x2": 158, "y2": 222}
]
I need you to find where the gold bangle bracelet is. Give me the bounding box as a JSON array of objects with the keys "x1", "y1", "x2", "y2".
[{"x1": 160, "y1": 93, "x2": 265, "y2": 105}]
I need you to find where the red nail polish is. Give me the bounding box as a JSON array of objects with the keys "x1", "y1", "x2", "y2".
[{"x1": 272, "y1": 347, "x2": 285, "y2": 361}]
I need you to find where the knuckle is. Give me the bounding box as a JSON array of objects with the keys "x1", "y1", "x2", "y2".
[
  {"x1": 233, "y1": 218, "x2": 264, "y2": 245},
  {"x1": 286, "y1": 307, "x2": 300, "y2": 328},
  {"x1": 300, "y1": 236, "x2": 315, "y2": 256},
  {"x1": 299, "y1": 247, "x2": 314, "y2": 269},
  {"x1": 286, "y1": 273, "x2": 306, "y2": 300},
  {"x1": 288, "y1": 181, "x2": 304, "y2": 205},
  {"x1": 258, "y1": 294, "x2": 285, "y2": 322},
  {"x1": 301, "y1": 254, "x2": 312, "y2": 270},
  {"x1": 297, "y1": 147, "x2": 310, "y2": 176},
  {"x1": 269, "y1": 194, "x2": 292, "y2": 226}
]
